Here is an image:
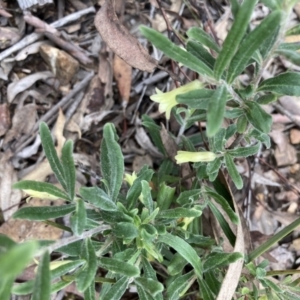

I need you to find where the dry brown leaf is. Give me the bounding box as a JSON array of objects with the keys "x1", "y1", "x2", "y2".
[
  {"x1": 290, "y1": 128, "x2": 300, "y2": 144},
  {"x1": 0, "y1": 151, "x2": 22, "y2": 220},
  {"x1": 113, "y1": 54, "x2": 132, "y2": 107},
  {"x1": 7, "y1": 71, "x2": 54, "y2": 103},
  {"x1": 0, "y1": 103, "x2": 11, "y2": 137},
  {"x1": 216, "y1": 171, "x2": 245, "y2": 300},
  {"x1": 3, "y1": 103, "x2": 37, "y2": 146},
  {"x1": 95, "y1": 0, "x2": 158, "y2": 72},
  {"x1": 0, "y1": 27, "x2": 22, "y2": 49}
]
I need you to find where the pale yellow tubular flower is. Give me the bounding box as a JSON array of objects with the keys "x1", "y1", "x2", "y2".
[
  {"x1": 150, "y1": 80, "x2": 203, "y2": 119},
  {"x1": 124, "y1": 172, "x2": 137, "y2": 186},
  {"x1": 175, "y1": 151, "x2": 217, "y2": 164}
]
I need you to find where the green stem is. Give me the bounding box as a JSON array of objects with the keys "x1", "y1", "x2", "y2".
[{"x1": 247, "y1": 216, "x2": 300, "y2": 262}]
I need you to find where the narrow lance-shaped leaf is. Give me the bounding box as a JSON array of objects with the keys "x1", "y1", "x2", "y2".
[
  {"x1": 227, "y1": 11, "x2": 281, "y2": 83},
  {"x1": 225, "y1": 153, "x2": 243, "y2": 189},
  {"x1": 187, "y1": 27, "x2": 220, "y2": 53},
  {"x1": 258, "y1": 72, "x2": 300, "y2": 96},
  {"x1": 139, "y1": 26, "x2": 214, "y2": 79},
  {"x1": 206, "y1": 85, "x2": 227, "y2": 137},
  {"x1": 13, "y1": 180, "x2": 70, "y2": 201},
  {"x1": 76, "y1": 239, "x2": 97, "y2": 292},
  {"x1": 244, "y1": 101, "x2": 272, "y2": 133},
  {"x1": 157, "y1": 233, "x2": 202, "y2": 278},
  {"x1": 140, "y1": 181, "x2": 153, "y2": 213},
  {"x1": 100, "y1": 123, "x2": 124, "y2": 202},
  {"x1": 70, "y1": 199, "x2": 86, "y2": 236},
  {"x1": 100, "y1": 276, "x2": 129, "y2": 300},
  {"x1": 167, "y1": 271, "x2": 196, "y2": 299},
  {"x1": 227, "y1": 143, "x2": 260, "y2": 158},
  {"x1": 13, "y1": 204, "x2": 76, "y2": 221},
  {"x1": 98, "y1": 257, "x2": 139, "y2": 277},
  {"x1": 31, "y1": 251, "x2": 50, "y2": 300},
  {"x1": 203, "y1": 252, "x2": 243, "y2": 273},
  {"x1": 187, "y1": 41, "x2": 216, "y2": 70},
  {"x1": 80, "y1": 186, "x2": 117, "y2": 211},
  {"x1": 134, "y1": 277, "x2": 164, "y2": 296},
  {"x1": 39, "y1": 122, "x2": 67, "y2": 192},
  {"x1": 61, "y1": 140, "x2": 76, "y2": 200},
  {"x1": 157, "y1": 207, "x2": 201, "y2": 219},
  {"x1": 204, "y1": 187, "x2": 238, "y2": 224},
  {"x1": 214, "y1": 0, "x2": 258, "y2": 80}
]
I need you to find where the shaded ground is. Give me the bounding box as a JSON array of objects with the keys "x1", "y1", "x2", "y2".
[{"x1": 1, "y1": 0, "x2": 300, "y2": 298}]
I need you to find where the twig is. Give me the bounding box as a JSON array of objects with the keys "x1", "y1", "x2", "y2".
[
  {"x1": 272, "y1": 102, "x2": 300, "y2": 128},
  {"x1": 41, "y1": 224, "x2": 110, "y2": 254},
  {"x1": 14, "y1": 71, "x2": 94, "y2": 154},
  {"x1": 0, "y1": 6, "x2": 95, "y2": 61}
]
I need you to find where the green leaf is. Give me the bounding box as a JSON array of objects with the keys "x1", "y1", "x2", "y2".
[
  {"x1": 127, "y1": 167, "x2": 154, "y2": 210},
  {"x1": 207, "y1": 85, "x2": 227, "y2": 137},
  {"x1": 199, "y1": 280, "x2": 215, "y2": 300},
  {"x1": 51, "y1": 280, "x2": 73, "y2": 294},
  {"x1": 227, "y1": 10, "x2": 281, "y2": 83},
  {"x1": 259, "y1": 24, "x2": 280, "y2": 59},
  {"x1": 229, "y1": 0, "x2": 240, "y2": 18},
  {"x1": 13, "y1": 204, "x2": 76, "y2": 220},
  {"x1": 0, "y1": 241, "x2": 37, "y2": 279},
  {"x1": 168, "y1": 253, "x2": 188, "y2": 276},
  {"x1": 83, "y1": 280, "x2": 95, "y2": 300},
  {"x1": 80, "y1": 187, "x2": 117, "y2": 211},
  {"x1": 244, "y1": 100, "x2": 272, "y2": 133},
  {"x1": 176, "y1": 88, "x2": 214, "y2": 110},
  {"x1": 76, "y1": 239, "x2": 97, "y2": 292},
  {"x1": 207, "y1": 201, "x2": 235, "y2": 246},
  {"x1": 70, "y1": 199, "x2": 86, "y2": 236},
  {"x1": 156, "y1": 183, "x2": 175, "y2": 211},
  {"x1": 213, "y1": 128, "x2": 226, "y2": 152},
  {"x1": 167, "y1": 271, "x2": 195, "y2": 300},
  {"x1": 13, "y1": 180, "x2": 70, "y2": 201},
  {"x1": 224, "y1": 153, "x2": 243, "y2": 189},
  {"x1": 100, "y1": 276, "x2": 129, "y2": 300},
  {"x1": 203, "y1": 252, "x2": 243, "y2": 272},
  {"x1": 286, "y1": 24, "x2": 300, "y2": 36},
  {"x1": 136, "y1": 287, "x2": 156, "y2": 300},
  {"x1": 100, "y1": 123, "x2": 124, "y2": 202},
  {"x1": 186, "y1": 41, "x2": 215, "y2": 70},
  {"x1": 98, "y1": 257, "x2": 139, "y2": 277},
  {"x1": 157, "y1": 233, "x2": 202, "y2": 278},
  {"x1": 225, "y1": 124, "x2": 237, "y2": 139},
  {"x1": 61, "y1": 140, "x2": 76, "y2": 200},
  {"x1": 51, "y1": 260, "x2": 85, "y2": 279},
  {"x1": 227, "y1": 143, "x2": 260, "y2": 158},
  {"x1": 114, "y1": 222, "x2": 138, "y2": 240},
  {"x1": 158, "y1": 207, "x2": 202, "y2": 219},
  {"x1": 206, "y1": 158, "x2": 222, "y2": 182},
  {"x1": 176, "y1": 189, "x2": 201, "y2": 206},
  {"x1": 260, "y1": 0, "x2": 281, "y2": 10},
  {"x1": 258, "y1": 72, "x2": 300, "y2": 96},
  {"x1": 134, "y1": 277, "x2": 164, "y2": 296},
  {"x1": 214, "y1": 0, "x2": 258, "y2": 80},
  {"x1": 247, "y1": 128, "x2": 271, "y2": 148},
  {"x1": 39, "y1": 122, "x2": 67, "y2": 192},
  {"x1": 236, "y1": 114, "x2": 248, "y2": 133},
  {"x1": 0, "y1": 234, "x2": 16, "y2": 252},
  {"x1": 140, "y1": 26, "x2": 214, "y2": 78},
  {"x1": 187, "y1": 27, "x2": 220, "y2": 53},
  {"x1": 224, "y1": 108, "x2": 243, "y2": 119},
  {"x1": 142, "y1": 115, "x2": 166, "y2": 155},
  {"x1": 256, "y1": 93, "x2": 277, "y2": 105},
  {"x1": 204, "y1": 187, "x2": 239, "y2": 224},
  {"x1": 141, "y1": 180, "x2": 153, "y2": 213},
  {"x1": 32, "y1": 251, "x2": 50, "y2": 300},
  {"x1": 0, "y1": 277, "x2": 14, "y2": 300},
  {"x1": 276, "y1": 48, "x2": 300, "y2": 66}
]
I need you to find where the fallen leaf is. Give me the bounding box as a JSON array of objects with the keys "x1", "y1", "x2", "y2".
[
  {"x1": 3, "y1": 104, "x2": 37, "y2": 146},
  {"x1": 0, "y1": 103, "x2": 11, "y2": 137},
  {"x1": 290, "y1": 128, "x2": 300, "y2": 144},
  {"x1": 7, "y1": 71, "x2": 54, "y2": 103},
  {"x1": 0, "y1": 151, "x2": 22, "y2": 220},
  {"x1": 0, "y1": 27, "x2": 22, "y2": 49},
  {"x1": 95, "y1": 0, "x2": 158, "y2": 72},
  {"x1": 113, "y1": 54, "x2": 132, "y2": 107}
]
